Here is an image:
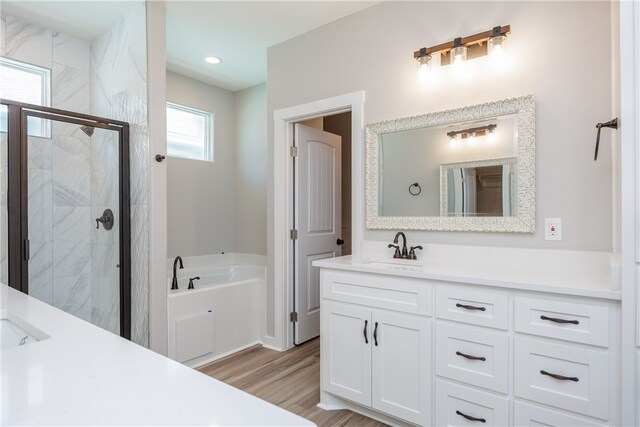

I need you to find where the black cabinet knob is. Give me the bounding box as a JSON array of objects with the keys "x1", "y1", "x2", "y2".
[
  {"x1": 155, "y1": 154, "x2": 166, "y2": 162},
  {"x1": 336, "y1": 238, "x2": 345, "y2": 245}
]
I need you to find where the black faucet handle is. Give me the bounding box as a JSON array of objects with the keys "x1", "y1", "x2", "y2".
[
  {"x1": 188, "y1": 276, "x2": 200, "y2": 290},
  {"x1": 388, "y1": 243, "x2": 402, "y2": 259},
  {"x1": 408, "y1": 245, "x2": 423, "y2": 260}
]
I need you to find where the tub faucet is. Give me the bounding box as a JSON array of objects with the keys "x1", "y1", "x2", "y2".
[
  {"x1": 393, "y1": 232, "x2": 408, "y2": 258},
  {"x1": 171, "y1": 256, "x2": 184, "y2": 290}
]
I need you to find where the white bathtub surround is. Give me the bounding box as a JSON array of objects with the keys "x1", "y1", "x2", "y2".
[
  {"x1": 167, "y1": 252, "x2": 266, "y2": 276},
  {"x1": 167, "y1": 253, "x2": 266, "y2": 368},
  {"x1": 0, "y1": 284, "x2": 313, "y2": 426}
]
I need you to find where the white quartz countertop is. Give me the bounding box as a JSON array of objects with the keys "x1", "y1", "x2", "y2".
[
  {"x1": 0, "y1": 284, "x2": 314, "y2": 426},
  {"x1": 313, "y1": 255, "x2": 621, "y2": 301}
]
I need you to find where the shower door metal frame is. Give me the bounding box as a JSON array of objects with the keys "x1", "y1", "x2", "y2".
[{"x1": 1, "y1": 99, "x2": 132, "y2": 340}]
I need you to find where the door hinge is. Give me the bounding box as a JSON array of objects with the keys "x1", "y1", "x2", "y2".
[
  {"x1": 290, "y1": 229, "x2": 298, "y2": 240},
  {"x1": 23, "y1": 239, "x2": 30, "y2": 261},
  {"x1": 290, "y1": 311, "x2": 298, "y2": 322},
  {"x1": 289, "y1": 146, "x2": 298, "y2": 157}
]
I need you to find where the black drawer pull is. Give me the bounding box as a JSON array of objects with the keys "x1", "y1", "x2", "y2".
[
  {"x1": 373, "y1": 322, "x2": 379, "y2": 346},
  {"x1": 540, "y1": 315, "x2": 579, "y2": 325},
  {"x1": 456, "y1": 351, "x2": 486, "y2": 361},
  {"x1": 456, "y1": 303, "x2": 486, "y2": 312},
  {"x1": 363, "y1": 320, "x2": 368, "y2": 344},
  {"x1": 540, "y1": 370, "x2": 579, "y2": 382},
  {"x1": 456, "y1": 410, "x2": 486, "y2": 423}
]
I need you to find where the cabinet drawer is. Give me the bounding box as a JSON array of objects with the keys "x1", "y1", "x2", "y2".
[
  {"x1": 436, "y1": 323, "x2": 509, "y2": 394},
  {"x1": 515, "y1": 297, "x2": 609, "y2": 347},
  {"x1": 514, "y1": 401, "x2": 605, "y2": 427},
  {"x1": 435, "y1": 380, "x2": 509, "y2": 426},
  {"x1": 514, "y1": 337, "x2": 609, "y2": 420},
  {"x1": 322, "y1": 270, "x2": 432, "y2": 316},
  {"x1": 436, "y1": 286, "x2": 509, "y2": 330}
]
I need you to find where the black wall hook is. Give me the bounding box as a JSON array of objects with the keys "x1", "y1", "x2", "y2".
[{"x1": 594, "y1": 118, "x2": 618, "y2": 161}]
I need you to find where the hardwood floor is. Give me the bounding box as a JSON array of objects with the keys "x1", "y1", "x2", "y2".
[{"x1": 198, "y1": 338, "x2": 387, "y2": 426}]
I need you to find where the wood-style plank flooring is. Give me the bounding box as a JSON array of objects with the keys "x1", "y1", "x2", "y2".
[{"x1": 198, "y1": 338, "x2": 387, "y2": 426}]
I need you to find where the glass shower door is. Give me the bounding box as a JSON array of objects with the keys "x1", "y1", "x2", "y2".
[{"x1": 23, "y1": 111, "x2": 128, "y2": 337}]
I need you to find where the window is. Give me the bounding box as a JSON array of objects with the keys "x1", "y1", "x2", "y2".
[
  {"x1": 166, "y1": 102, "x2": 213, "y2": 161},
  {"x1": 0, "y1": 57, "x2": 51, "y2": 137}
]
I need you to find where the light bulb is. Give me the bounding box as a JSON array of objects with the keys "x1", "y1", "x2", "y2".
[
  {"x1": 451, "y1": 46, "x2": 467, "y2": 66},
  {"x1": 488, "y1": 31, "x2": 507, "y2": 69},
  {"x1": 417, "y1": 54, "x2": 431, "y2": 79}
]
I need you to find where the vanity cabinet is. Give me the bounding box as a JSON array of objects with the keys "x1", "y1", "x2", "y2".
[
  {"x1": 318, "y1": 266, "x2": 620, "y2": 427},
  {"x1": 321, "y1": 269, "x2": 432, "y2": 426}
]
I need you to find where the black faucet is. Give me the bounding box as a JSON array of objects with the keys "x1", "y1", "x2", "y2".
[
  {"x1": 171, "y1": 256, "x2": 184, "y2": 290},
  {"x1": 393, "y1": 232, "x2": 408, "y2": 258}
]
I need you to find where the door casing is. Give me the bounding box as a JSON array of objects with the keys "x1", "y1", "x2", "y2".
[{"x1": 271, "y1": 91, "x2": 365, "y2": 351}]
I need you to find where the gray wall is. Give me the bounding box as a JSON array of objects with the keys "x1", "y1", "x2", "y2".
[
  {"x1": 267, "y1": 0, "x2": 613, "y2": 252},
  {"x1": 166, "y1": 72, "x2": 267, "y2": 258},
  {"x1": 235, "y1": 83, "x2": 267, "y2": 255},
  {"x1": 166, "y1": 71, "x2": 236, "y2": 258},
  {"x1": 266, "y1": 1, "x2": 614, "y2": 337}
]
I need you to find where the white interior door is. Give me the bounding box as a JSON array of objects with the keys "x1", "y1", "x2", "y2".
[{"x1": 294, "y1": 123, "x2": 342, "y2": 345}]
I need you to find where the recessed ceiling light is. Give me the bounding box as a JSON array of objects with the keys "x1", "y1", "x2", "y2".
[{"x1": 204, "y1": 56, "x2": 222, "y2": 64}]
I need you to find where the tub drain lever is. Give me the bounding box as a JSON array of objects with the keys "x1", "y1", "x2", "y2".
[{"x1": 188, "y1": 276, "x2": 200, "y2": 290}]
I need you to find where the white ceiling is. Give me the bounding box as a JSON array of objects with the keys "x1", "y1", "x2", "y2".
[
  {"x1": 1, "y1": 1, "x2": 380, "y2": 92},
  {"x1": 166, "y1": 1, "x2": 380, "y2": 91}
]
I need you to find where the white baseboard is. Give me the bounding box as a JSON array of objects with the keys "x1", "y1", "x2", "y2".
[
  {"x1": 262, "y1": 335, "x2": 284, "y2": 351},
  {"x1": 186, "y1": 340, "x2": 263, "y2": 369}
]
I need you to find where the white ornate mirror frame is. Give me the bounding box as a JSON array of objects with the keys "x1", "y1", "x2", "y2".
[{"x1": 365, "y1": 94, "x2": 535, "y2": 232}]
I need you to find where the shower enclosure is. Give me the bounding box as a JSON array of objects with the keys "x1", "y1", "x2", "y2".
[{"x1": 0, "y1": 99, "x2": 131, "y2": 339}]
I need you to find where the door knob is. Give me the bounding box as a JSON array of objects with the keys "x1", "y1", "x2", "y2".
[{"x1": 336, "y1": 238, "x2": 345, "y2": 245}]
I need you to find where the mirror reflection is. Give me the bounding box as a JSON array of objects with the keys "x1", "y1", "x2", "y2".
[
  {"x1": 378, "y1": 113, "x2": 518, "y2": 218},
  {"x1": 442, "y1": 158, "x2": 516, "y2": 217}
]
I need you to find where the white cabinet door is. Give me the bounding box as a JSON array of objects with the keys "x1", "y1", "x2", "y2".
[
  {"x1": 372, "y1": 310, "x2": 431, "y2": 426},
  {"x1": 321, "y1": 301, "x2": 372, "y2": 406}
]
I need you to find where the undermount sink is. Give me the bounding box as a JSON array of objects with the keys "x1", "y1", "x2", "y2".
[
  {"x1": 0, "y1": 311, "x2": 49, "y2": 350},
  {"x1": 360, "y1": 258, "x2": 424, "y2": 270}
]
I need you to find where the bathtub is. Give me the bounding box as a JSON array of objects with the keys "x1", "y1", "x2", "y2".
[{"x1": 167, "y1": 254, "x2": 266, "y2": 368}]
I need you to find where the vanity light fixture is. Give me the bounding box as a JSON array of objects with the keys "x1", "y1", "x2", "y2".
[
  {"x1": 414, "y1": 25, "x2": 510, "y2": 67},
  {"x1": 447, "y1": 124, "x2": 497, "y2": 142}
]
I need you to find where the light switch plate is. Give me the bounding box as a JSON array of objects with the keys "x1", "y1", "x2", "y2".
[{"x1": 544, "y1": 218, "x2": 562, "y2": 241}]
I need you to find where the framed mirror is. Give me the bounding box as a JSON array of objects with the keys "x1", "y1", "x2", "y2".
[{"x1": 365, "y1": 95, "x2": 535, "y2": 232}]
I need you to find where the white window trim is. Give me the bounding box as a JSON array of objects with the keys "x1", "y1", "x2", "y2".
[{"x1": 166, "y1": 101, "x2": 213, "y2": 162}]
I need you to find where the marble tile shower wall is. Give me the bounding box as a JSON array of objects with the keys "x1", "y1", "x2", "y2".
[
  {"x1": 90, "y1": 4, "x2": 148, "y2": 346},
  {"x1": 0, "y1": 6, "x2": 149, "y2": 347},
  {"x1": 1, "y1": 14, "x2": 94, "y2": 321}
]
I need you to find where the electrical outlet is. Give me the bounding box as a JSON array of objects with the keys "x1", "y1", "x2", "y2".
[{"x1": 545, "y1": 218, "x2": 562, "y2": 241}]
